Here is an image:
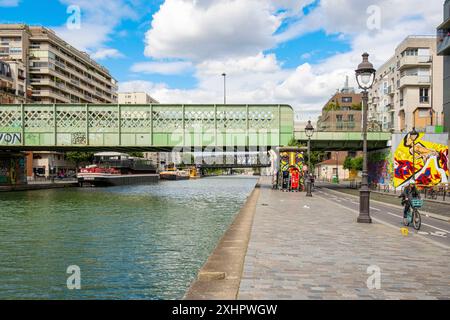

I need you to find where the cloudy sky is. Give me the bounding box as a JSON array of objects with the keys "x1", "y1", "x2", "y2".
[{"x1": 0, "y1": 0, "x2": 444, "y2": 122}]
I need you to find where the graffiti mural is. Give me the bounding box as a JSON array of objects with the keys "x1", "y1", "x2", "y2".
[
  {"x1": 0, "y1": 154, "x2": 26, "y2": 185},
  {"x1": 394, "y1": 132, "x2": 449, "y2": 187},
  {"x1": 278, "y1": 148, "x2": 305, "y2": 191},
  {"x1": 368, "y1": 149, "x2": 393, "y2": 186},
  {"x1": 0, "y1": 133, "x2": 21, "y2": 145}
]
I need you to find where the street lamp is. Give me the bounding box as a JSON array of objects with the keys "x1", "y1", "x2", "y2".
[
  {"x1": 305, "y1": 120, "x2": 314, "y2": 197},
  {"x1": 409, "y1": 127, "x2": 418, "y2": 182},
  {"x1": 355, "y1": 52, "x2": 376, "y2": 224},
  {"x1": 222, "y1": 73, "x2": 226, "y2": 104}
]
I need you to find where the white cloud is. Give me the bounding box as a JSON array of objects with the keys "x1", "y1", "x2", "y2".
[
  {"x1": 0, "y1": 0, "x2": 19, "y2": 6},
  {"x1": 119, "y1": 80, "x2": 168, "y2": 93},
  {"x1": 144, "y1": 0, "x2": 283, "y2": 61},
  {"x1": 90, "y1": 48, "x2": 124, "y2": 60},
  {"x1": 130, "y1": 0, "x2": 443, "y2": 122},
  {"x1": 131, "y1": 61, "x2": 193, "y2": 75},
  {"x1": 53, "y1": 0, "x2": 138, "y2": 57}
]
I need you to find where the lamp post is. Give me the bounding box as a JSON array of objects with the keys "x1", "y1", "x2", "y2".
[
  {"x1": 409, "y1": 127, "x2": 418, "y2": 182},
  {"x1": 355, "y1": 53, "x2": 376, "y2": 224},
  {"x1": 305, "y1": 120, "x2": 314, "y2": 197},
  {"x1": 222, "y1": 73, "x2": 226, "y2": 104},
  {"x1": 335, "y1": 151, "x2": 339, "y2": 184}
]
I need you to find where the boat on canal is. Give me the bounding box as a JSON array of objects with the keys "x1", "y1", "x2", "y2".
[{"x1": 77, "y1": 152, "x2": 159, "y2": 187}]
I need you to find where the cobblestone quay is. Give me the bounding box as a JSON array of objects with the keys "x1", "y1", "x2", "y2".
[{"x1": 238, "y1": 178, "x2": 450, "y2": 300}]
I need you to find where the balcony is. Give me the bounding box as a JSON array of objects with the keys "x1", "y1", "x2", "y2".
[
  {"x1": 384, "y1": 103, "x2": 394, "y2": 111},
  {"x1": 398, "y1": 55, "x2": 432, "y2": 70},
  {"x1": 399, "y1": 75, "x2": 431, "y2": 89},
  {"x1": 437, "y1": 18, "x2": 450, "y2": 55}
]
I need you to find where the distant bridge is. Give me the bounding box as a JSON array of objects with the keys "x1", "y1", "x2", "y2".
[
  {"x1": 196, "y1": 153, "x2": 271, "y2": 169},
  {"x1": 295, "y1": 131, "x2": 391, "y2": 151}
]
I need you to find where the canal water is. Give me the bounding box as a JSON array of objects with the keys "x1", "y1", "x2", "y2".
[{"x1": 0, "y1": 176, "x2": 258, "y2": 299}]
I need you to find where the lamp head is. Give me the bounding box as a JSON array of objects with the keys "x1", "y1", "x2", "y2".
[
  {"x1": 305, "y1": 120, "x2": 315, "y2": 138},
  {"x1": 355, "y1": 53, "x2": 376, "y2": 90}
]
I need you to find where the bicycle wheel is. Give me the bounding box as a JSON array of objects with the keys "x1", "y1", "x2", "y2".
[{"x1": 413, "y1": 209, "x2": 421, "y2": 230}]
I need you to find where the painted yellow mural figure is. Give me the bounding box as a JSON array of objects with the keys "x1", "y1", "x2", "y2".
[{"x1": 394, "y1": 132, "x2": 449, "y2": 187}]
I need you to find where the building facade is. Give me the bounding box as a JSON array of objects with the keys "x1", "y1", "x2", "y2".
[
  {"x1": 31, "y1": 151, "x2": 76, "y2": 178},
  {"x1": 0, "y1": 60, "x2": 29, "y2": 103},
  {"x1": 118, "y1": 92, "x2": 159, "y2": 104},
  {"x1": 317, "y1": 77, "x2": 362, "y2": 132},
  {"x1": 437, "y1": 0, "x2": 450, "y2": 137},
  {"x1": 368, "y1": 36, "x2": 444, "y2": 133},
  {"x1": 0, "y1": 24, "x2": 118, "y2": 104}
]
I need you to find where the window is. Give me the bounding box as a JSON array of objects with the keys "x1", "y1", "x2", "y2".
[
  {"x1": 336, "y1": 115, "x2": 343, "y2": 122},
  {"x1": 420, "y1": 88, "x2": 429, "y2": 103},
  {"x1": 348, "y1": 114, "x2": 354, "y2": 122},
  {"x1": 402, "y1": 48, "x2": 418, "y2": 57},
  {"x1": 342, "y1": 97, "x2": 352, "y2": 103}
]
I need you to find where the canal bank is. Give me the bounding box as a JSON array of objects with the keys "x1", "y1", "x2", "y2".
[
  {"x1": 184, "y1": 180, "x2": 261, "y2": 300},
  {"x1": 0, "y1": 180, "x2": 78, "y2": 192}
]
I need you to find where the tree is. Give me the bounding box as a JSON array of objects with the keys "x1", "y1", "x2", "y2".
[
  {"x1": 343, "y1": 155, "x2": 363, "y2": 172},
  {"x1": 65, "y1": 152, "x2": 94, "y2": 168},
  {"x1": 128, "y1": 152, "x2": 144, "y2": 158},
  {"x1": 343, "y1": 156, "x2": 353, "y2": 170},
  {"x1": 352, "y1": 157, "x2": 363, "y2": 171}
]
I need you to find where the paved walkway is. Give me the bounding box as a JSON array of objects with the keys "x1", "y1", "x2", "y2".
[{"x1": 238, "y1": 178, "x2": 450, "y2": 300}]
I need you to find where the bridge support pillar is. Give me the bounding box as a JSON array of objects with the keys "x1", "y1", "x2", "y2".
[{"x1": 0, "y1": 152, "x2": 28, "y2": 186}]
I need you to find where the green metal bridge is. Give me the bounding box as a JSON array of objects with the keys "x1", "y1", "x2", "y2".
[
  {"x1": 295, "y1": 131, "x2": 391, "y2": 151},
  {"x1": 0, "y1": 104, "x2": 391, "y2": 151}
]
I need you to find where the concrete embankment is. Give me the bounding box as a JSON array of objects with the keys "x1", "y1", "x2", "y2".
[
  {"x1": 0, "y1": 182, "x2": 78, "y2": 192},
  {"x1": 184, "y1": 180, "x2": 261, "y2": 300}
]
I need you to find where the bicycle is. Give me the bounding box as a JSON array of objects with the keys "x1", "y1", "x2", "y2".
[{"x1": 403, "y1": 198, "x2": 422, "y2": 230}]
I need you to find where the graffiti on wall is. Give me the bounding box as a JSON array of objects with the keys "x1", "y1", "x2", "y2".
[
  {"x1": 394, "y1": 132, "x2": 449, "y2": 187},
  {"x1": 279, "y1": 150, "x2": 305, "y2": 190},
  {"x1": 368, "y1": 149, "x2": 393, "y2": 186},
  {"x1": 0, "y1": 156, "x2": 26, "y2": 185},
  {"x1": 0, "y1": 133, "x2": 22, "y2": 145}
]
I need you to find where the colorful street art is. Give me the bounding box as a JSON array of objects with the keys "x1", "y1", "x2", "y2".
[
  {"x1": 0, "y1": 153, "x2": 27, "y2": 185},
  {"x1": 394, "y1": 132, "x2": 449, "y2": 188},
  {"x1": 278, "y1": 148, "x2": 305, "y2": 191},
  {"x1": 368, "y1": 149, "x2": 393, "y2": 186}
]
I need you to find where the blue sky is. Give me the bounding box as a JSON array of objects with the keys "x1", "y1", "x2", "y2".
[
  {"x1": 0, "y1": 0, "x2": 441, "y2": 121},
  {"x1": 0, "y1": 0, "x2": 345, "y2": 87}
]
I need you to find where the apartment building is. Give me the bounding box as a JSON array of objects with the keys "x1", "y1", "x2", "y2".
[
  {"x1": 317, "y1": 77, "x2": 362, "y2": 132},
  {"x1": 437, "y1": 0, "x2": 450, "y2": 136},
  {"x1": 368, "y1": 36, "x2": 444, "y2": 133},
  {"x1": 0, "y1": 24, "x2": 118, "y2": 104},
  {"x1": 118, "y1": 92, "x2": 159, "y2": 104},
  {"x1": 0, "y1": 60, "x2": 29, "y2": 103}
]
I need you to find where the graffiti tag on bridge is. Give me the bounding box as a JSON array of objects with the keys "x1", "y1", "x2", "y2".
[{"x1": 0, "y1": 133, "x2": 22, "y2": 145}]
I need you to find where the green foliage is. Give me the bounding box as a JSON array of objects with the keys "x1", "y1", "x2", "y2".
[
  {"x1": 343, "y1": 156, "x2": 363, "y2": 171},
  {"x1": 65, "y1": 152, "x2": 94, "y2": 166},
  {"x1": 352, "y1": 157, "x2": 363, "y2": 171},
  {"x1": 343, "y1": 156, "x2": 353, "y2": 170},
  {"x1": 351, "y1": 103, "x2": 362, "y2": 110},
  {"x1": 128, "y1": 152, "x2": 144, "y2": 158},
  {"x1": 324, "y1": 102, "x2": 338, "y2": 112}
]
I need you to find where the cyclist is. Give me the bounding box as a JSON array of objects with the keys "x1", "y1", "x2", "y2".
[{"x1": 399, "y1": 181, "x2": 420, "y2": 225}]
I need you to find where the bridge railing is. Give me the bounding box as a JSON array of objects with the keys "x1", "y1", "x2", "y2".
[{"x1": 0, "y1": 104, "x2": 294, "y2": 149}]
